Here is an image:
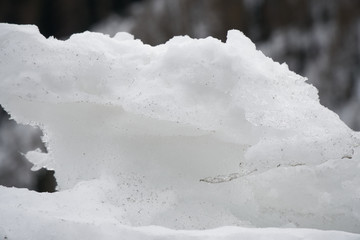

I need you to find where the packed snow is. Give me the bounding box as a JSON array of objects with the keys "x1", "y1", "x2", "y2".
[{"x1": 0, "y1": 23, "x2": 359, "y2": 239}]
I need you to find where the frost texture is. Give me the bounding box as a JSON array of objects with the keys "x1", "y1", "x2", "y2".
[{"x1": 0, "y1": 24, "x2": 360, "y2": 239}]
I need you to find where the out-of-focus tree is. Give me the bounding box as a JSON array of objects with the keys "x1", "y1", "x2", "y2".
[{"x1": 0, "y1": 0, "x2": 141, "y2": 38}]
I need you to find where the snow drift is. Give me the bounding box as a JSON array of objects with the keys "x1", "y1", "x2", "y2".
[{"x1": 0, "y1": 23, "x2": 359, "y2": 239}]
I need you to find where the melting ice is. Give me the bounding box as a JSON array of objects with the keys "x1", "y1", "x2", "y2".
[{"x1": 0, "y1": 23, "x2": 359, "y2": 239}]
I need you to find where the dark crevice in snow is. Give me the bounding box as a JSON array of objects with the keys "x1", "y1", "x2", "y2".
[{"x1": 0, "y1": 105, "x2": 57, "y2": 192}]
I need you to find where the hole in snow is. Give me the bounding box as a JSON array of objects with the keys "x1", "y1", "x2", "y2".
[{"x1": 0, "y1": 105, "x2": 57, "y2": 192}]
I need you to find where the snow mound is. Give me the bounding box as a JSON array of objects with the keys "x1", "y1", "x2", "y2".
[{"x1": 0, "y1": 23, "x2": 359, "y2": 239}]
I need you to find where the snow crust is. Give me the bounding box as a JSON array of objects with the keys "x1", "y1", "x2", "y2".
[{"x1": 0, "y1": 23, "x2": 360, "y2": 239}]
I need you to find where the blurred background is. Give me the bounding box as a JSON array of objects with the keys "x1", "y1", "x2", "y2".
[{"x1": 0, "y1": 0, "x2": 359, "y2": 192}]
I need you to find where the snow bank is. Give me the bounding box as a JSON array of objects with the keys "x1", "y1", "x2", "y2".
[{"x1": 0, "y1": 23, "x2": 359, "y2": 239}]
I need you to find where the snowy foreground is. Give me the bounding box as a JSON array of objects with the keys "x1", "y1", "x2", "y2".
[{"x1": 0, "y1": 23, "x2": 360, "y2": 239}]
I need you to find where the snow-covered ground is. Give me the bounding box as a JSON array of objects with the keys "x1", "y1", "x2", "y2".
[{"x1": 0, "y1": 23, "x2": 359, "y2": 239}]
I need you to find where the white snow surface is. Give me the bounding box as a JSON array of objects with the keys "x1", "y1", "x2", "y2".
[{"x1": 0, "y1": 23, "x2": 360, "y2": 239}]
